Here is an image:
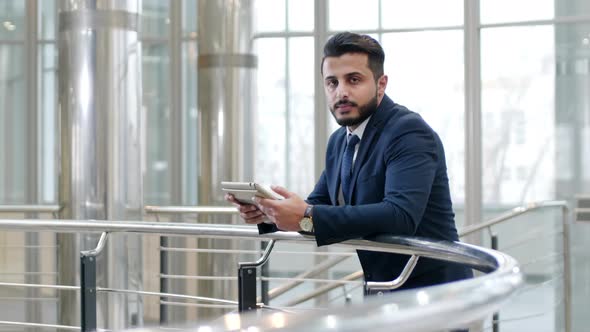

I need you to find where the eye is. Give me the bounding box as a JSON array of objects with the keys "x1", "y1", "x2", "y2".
[
  {"x1": 325, "y1": 79, "x2": 338, "y2": 89},
  {"x1": 349, "y1": 76, "x2": 361, "y2": 84}
]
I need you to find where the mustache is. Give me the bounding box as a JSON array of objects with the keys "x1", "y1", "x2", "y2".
[{"x1": 333, "y1": 100, "x2": 358, "y2": 108}]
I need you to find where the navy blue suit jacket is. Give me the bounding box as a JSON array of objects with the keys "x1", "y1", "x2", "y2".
[{"x1": 261, "y1": 95, "x2": 472, "y2": 288}]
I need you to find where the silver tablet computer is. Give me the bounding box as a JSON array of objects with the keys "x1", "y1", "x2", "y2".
[{"x1": 221, "y1": 181, "x2": 283, "y2": 205}]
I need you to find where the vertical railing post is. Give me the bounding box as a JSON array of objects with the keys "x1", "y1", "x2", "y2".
[
  {"x1": 260, "y1": 241, "x2": 270, "y2": 305},
  {"x1": 491, "y1": 233, "x2": 499, "y2": 332},
  {"x1": 237, "y1": 240, "x2": 275, "y2": 312},
  {"x1": 562, "y1": 205, "x2": 571, "y2": 332},
  {"x1": 80, "y1": 252, "x2": 97, "y2": 331},
  {"x1": 80, "y1": 232, "x2": 108, "y2": 331},
  {"x1": 238, "y1": 266, "x2": 257, "y2": 312}
]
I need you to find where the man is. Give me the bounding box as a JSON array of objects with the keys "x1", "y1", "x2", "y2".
[{"x1": 227, "y1": 32, "x2": 472, "y2": 291}]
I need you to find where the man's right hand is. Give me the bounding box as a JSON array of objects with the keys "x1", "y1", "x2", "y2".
[{"x1": 225, "y1": 193, "x2": 269, "y2": 224}]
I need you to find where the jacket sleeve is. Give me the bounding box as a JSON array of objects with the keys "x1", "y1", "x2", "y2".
[
  {"x1": 306, "y1": 170, "x2": 332, "y2": 205},
  {"x1": 312, "y1": 116, "x2": 439, "y2": 246}
]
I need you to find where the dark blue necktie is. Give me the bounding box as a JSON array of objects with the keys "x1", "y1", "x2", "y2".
[{"x1": 340, "y1": 134, "x2": 360, "y2": 204}]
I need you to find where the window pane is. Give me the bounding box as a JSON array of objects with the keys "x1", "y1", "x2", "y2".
[
  {"x1": 182, "y1": 0, "x2": 197, "y2": 37},
  {"x1": 288, "y1": 37, "x2": 314, "y2": 196},
  {"x1": 0, "y1": 45, "x2": 26, "y2": 202},
  {"x1": 381, "y1": 0, "x2": 463, "y2": 29},
  {"x1": 39, "y1": 0, "x2": 57, "y2": 40},
  {"x1": 0, "y1": 0, "x2": 25, "y2": 40},
  {"x1": 142, "y1": 0, "x2": 170, "y2": 38},
  {"x1": 481, "y1": 26, "x2": 555, "y2": 206},
  {"x1": 40, "y1": 43, "x2": 58, "y2": 203},
  {"x1": 329, "y1": 0, "x2": 379, "y2": 31},
  {"x1": 555, "y1": 0, "x2": 590, "y2": 17},
  {"x1": 143, "y1": 43, "x2": 171, "y2": 204},
  {"x1": 254, "y1": 38, "x2": 286, "y2": 185},
  {"x1": 288, "y1": 0, "x2": 313, "y2": 32},
  {"x1": 381, "y1": 31, "x2": 465, "y2": 223},
  {"x1": 255, "y1": 0, "x2": 286, "y2": 33},
  {"x1": 480, "y1": 0, "x2": 553, "y2": 24}
]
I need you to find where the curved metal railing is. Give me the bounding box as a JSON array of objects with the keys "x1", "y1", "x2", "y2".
[
  {"x1": 0, "y1": 218, "x2": 522, "y2": 331},
  {"x1": 0, "y1": 200, "x2": 570, "y2": 331},
  {"x1": 126, "y1": 233, "x2": 522, "y2": 332}
]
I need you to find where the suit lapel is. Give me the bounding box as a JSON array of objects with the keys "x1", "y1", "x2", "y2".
[{"x1": 347, "y1": 96, "x2": 395, "y2": 204}]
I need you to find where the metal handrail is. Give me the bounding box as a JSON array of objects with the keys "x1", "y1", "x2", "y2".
[
  {"x1": 144, "y1": 205, "x2": 237, "y2": 214},
  {"x1": 459, "y1": 200, "x2": 568, "y2": 237},
  {"x1": 0, "y1": 219, "x2": 522, "y2": 331},
  {"x1": 0, "y1": 205, "x2": 61, "y2": 213},
  {"x1": 365, "y1": 255, "x2": 419, "y2": 292},
  {"x1": 0, "y1": 219, "x2": 498, "y2": 272},
  {"x1": 271, "y1": 200, "x2": 571, "y2": 313}
]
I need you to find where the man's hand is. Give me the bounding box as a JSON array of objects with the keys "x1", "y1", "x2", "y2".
[
  {"x1": 255, "y1": 186, "x2": 307, "y2": 231},
  {"x1": 225, "y1": 193, "x2": 268, "y2": 224}
]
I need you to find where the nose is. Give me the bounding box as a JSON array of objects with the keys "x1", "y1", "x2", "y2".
[{"x1": 336, "y1": 83, "x2": 349, "y2": 99}]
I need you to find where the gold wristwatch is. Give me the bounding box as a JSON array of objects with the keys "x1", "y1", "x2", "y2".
[{"x1": 299, "y1": 205, "x2": 314, "y2": 232}]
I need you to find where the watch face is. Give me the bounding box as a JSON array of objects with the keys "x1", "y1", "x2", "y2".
[{"x1": 300, "y1": 218, "x2": 313, "y2": 232}]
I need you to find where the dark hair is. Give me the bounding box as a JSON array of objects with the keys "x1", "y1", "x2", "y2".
[{"x1": 321, "y1": 32, "x2": 385, "y2": 80}]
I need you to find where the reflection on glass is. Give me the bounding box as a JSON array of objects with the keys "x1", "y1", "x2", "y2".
[
  {"x1": 288, "y1": 37, "x2": 314, "y2": 196},
  {"x1": 254, "y1": 38, "x2": 286, "y2": 186},
  {"x1": 0, "y1": 0, "x2": 25, "y2": 40},
  {"x1": 0, "y1": 45, "x2": 26, "y2": 202},
  {"x1": 482, "y1": 26, "x2": 555, "y2": 206},
  {"x1": 381, "y1": 0, "x2": 463, "y2": 29},
  {"x1": 329, "y1": 0, "x2": 379, "y2": 31},
  {"x1": 40, "y1": 44, "x2": 58, "y2": 203},
  {"x1": 254, "y1": 0, "x2": 286, "y2": 33},
  {"x1": 288, "y1": 0, "x2": 314, "y2": 32},
  {"x1": 141, "y1": 0, "x2": 170, "y2": 38},
  {"x1": 381, "y1": 31, "x2": 465, "y2": 208},
  {"x1": 143, "y1": 43, "x2": 171, "y2": 204}
]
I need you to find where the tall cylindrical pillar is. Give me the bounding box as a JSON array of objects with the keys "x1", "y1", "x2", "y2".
[
  {"x1": 195, "y1": 0, "x2": 256, "y2": 319},
  {"x1": 58, "y1": 0, "x2": 143, "y2": 329}
]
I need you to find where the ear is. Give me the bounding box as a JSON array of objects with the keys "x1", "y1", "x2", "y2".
[{"x1": 377, "y1": 75, "x2": 388, "y2": 99}]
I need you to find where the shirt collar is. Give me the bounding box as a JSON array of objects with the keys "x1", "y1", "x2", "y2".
[{"x1": 347, "y1": 115, "x2": 372, "y2": 141}]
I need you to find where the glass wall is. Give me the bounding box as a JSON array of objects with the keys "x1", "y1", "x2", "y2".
[
  {"x1": 0, "y1": 1, "x2": 589, "y2": 328},
  {"x1": 0, "y1": 1, "x2": 27, "y2": 203},
  {"x1": 253, "y1": 0, "x2": 315, "y2": 196},
  {"x1": 0, "y1": 2, "x2": 588, "y2": 226},
  {"x1": 253, "y1": 0, "x2": 466, "y2": 210}
]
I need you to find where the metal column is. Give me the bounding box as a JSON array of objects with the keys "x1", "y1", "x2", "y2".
[
  {"x1": 196, "y1": 0, "x2": 256, "y2": 319},
  {"x1": 464, "y1": 0, "x2": 483, "y2": 245},
  {"x1": 58, "y1": 1, "x2": 143, "y2": 329}
]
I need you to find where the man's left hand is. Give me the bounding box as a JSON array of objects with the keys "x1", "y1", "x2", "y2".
[{"x1": 254, "y1": 186, "x2": 307, "y2": 232}]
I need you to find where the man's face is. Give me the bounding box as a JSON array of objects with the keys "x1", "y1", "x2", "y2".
[{"x1": 322, "y1": 53, "x2": 388, "y2": 129}]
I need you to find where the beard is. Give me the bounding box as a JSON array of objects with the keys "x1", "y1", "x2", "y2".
[{"x1": 330, "y1": 94, "x2": 379, "y2": 127}]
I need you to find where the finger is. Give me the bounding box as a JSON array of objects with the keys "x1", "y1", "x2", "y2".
[
  {"x1": 244, "y1": 215, "x2": 268, "y2": 225},
  {"x1": 237, "y1": 204, "x2": 259, "y2": 213},
  {"x1": 241, "y1": 209, "x2": 264, "y2": 219},
  {"x1": 254, "y1": 197, "x2": 280, "y2": 209},
  {"x1": 271, "y1": 185, "x2": 292, "y2": 198}
]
